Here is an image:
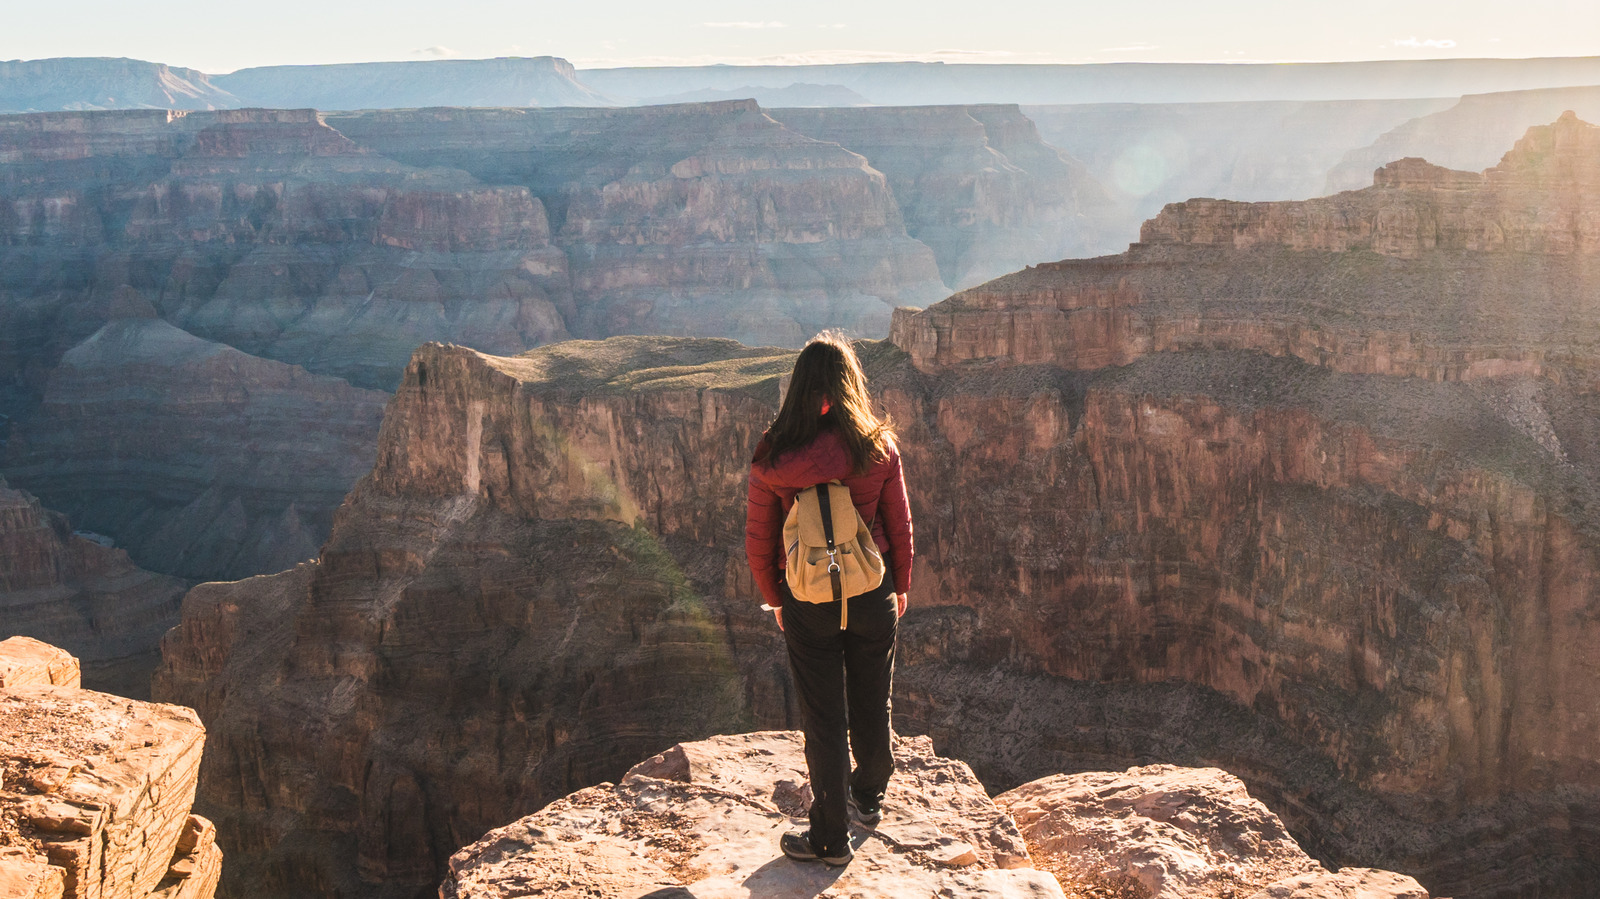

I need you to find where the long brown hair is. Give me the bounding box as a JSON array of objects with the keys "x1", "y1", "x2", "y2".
[{"x1": 761, "y1": 332, "x2": 895, "y2": 474}]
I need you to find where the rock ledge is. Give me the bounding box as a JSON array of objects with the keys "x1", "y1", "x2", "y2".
[{"x1": 441, "y1": 733, "x2": 1431, "y2": 899}]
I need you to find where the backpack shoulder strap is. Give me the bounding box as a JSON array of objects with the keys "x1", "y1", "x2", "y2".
[{"x1": 815, "y1": 483, "x2": 843, "y2": 603}]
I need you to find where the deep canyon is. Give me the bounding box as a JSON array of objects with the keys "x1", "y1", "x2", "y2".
[
  {"x1": 139, "y1": 113, "x2": 1600, "y2": 899},
  {"x1": 6, "y1": 46, "x2": 1600, "y2": 899}
]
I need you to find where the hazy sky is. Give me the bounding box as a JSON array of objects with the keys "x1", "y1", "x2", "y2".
[{"x1": 5, "y1": 0, "x2": 1599, "y2": 73}]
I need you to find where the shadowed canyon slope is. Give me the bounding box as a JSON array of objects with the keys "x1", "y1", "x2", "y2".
[
  {"x1": 0, "y1": 479, "x2": 186, "y2": 697},
  {"x1": 2, "y1": 317, "x2": 387, "y2": 580},
  {"x1": 155, "y1": 115, "x2": 1600, "y2": 899}
]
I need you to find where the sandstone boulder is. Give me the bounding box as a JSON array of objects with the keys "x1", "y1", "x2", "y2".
[
  {"x1": 442, "y1": 731, "x2": 1062, "y2": 899},
  {"x1": 0, "y1": 643, "x2": 216, "y2": 899},
  {"x1": 997, "y1": 765, "x2": 1377, "y2": 899},
  {"x1": 0, "y1": 640, "x2": 78, "y2": 691}
]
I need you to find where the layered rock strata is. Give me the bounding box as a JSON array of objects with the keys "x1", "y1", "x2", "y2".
[
  {"x1": 159, "y1": 118, "x2": 1600, "y2": 899},
  {"x1": 893, "y1": 113, "x2": 1600, "y2": 383},
  {"x1": 0, "y1": 642, "x2": 218, "y2": 899},
  {"x1": 325, "y1": 101, "x2": 950, "y2": 345},
  {"x1": 0, "y1": 101, "x2": 971, "y2": 584},
  {"x1": 442, "y1": 732, "x2": 1056, "y2": 899},
  {"x1": 1327, "y1": 87, "x2": 1600, "y2": 193},
  {"x1": 770, "y1": 105, "x2": 1117, "y2": 288},
  {"x1": 0, "y1": 481, "x2": 187, "y2": 697},
  {"x1": 0, "y1": 107, "x2": 573, "y2": 392},
  {"x1": 878, "y1": 117, "x2": 1600, "y2": 898},
  {"x1": 2, "y1": 319, "x2": 386, "y2": 582},
  {"x1": 154, "y1": 337, "x2": 803, "y2": 899}
]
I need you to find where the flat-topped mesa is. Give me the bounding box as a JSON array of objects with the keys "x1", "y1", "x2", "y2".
[
  {"x1": 0, "y1": 639, "x2": 220, "y2": 899},
  {"x1": 891, "y1": 114, "x2": 1600, "y2": 383}
]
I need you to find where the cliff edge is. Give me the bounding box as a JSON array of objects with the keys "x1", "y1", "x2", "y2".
[
  {"x1": 442, "y1": 731, "x2": 1428, "y2": 899},
  {"x1": 0, "y1": 638, "x2": 219, "y2": 899}
]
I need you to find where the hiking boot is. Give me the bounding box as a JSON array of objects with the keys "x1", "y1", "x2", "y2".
[
  {"x1": 848, "y1": 793, "x2": 882, "y2": 827},
  {"x1": 780, "y1": 830, "x2": 853, "y2": 866}
]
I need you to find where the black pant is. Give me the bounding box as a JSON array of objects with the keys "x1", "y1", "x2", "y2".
[{"x1": 782, "y1": 577, "x2": 898, "y2": 853}]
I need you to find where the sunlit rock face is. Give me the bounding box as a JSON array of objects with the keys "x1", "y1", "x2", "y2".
[
  {"x1": 0, "y1": 479, "x2": 186, "y2": 697},
  {"x1": 154, "y1": 338, "x2": 803, "y2": 899},
  {"x1": 157, "y1": 118, "x2": 1600, "y2": 899},
  {"x1": 882, "y1": 116, "x2": 1600, "y2": 898},
  {"x1": 769, "y1": 104, "x2": 1118, "y2": 289},
  {"x1": 1325, "y1": 88, "x2": 1600, "y2": 194}
]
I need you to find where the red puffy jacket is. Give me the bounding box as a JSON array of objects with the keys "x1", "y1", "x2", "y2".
[{"x1": 745, "y1": 427, "x2": 913, "y2": 608}]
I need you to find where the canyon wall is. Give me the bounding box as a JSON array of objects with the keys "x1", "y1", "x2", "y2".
[
  {"x1": 0, "y1": 100, "x2": 993, "y2": 584},
  {"x1": 154, "y1": 337, "x2": 800, "y2": 899},
  {"x1": 0, "y1": 479, "x2": 186, "y2": 697},
  {"x1": 323, "y1": 101, "x2": 950, "y2": 346},
  {"x1": 769, "y1": 105, "x2": 1117, "y2": 288},
  {"x1": 1327, "y1": 86, "x2": 1600, "y2": 193},
  {"x1": 157, "y1": 116, "x2": 1600, "y2": 899},
  {"x1": 1, "y1": 317, "x2": 387, "y2": 580}
]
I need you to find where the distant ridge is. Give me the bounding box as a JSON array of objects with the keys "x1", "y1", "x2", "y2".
[
  {"x1": 215, "y1": 56, "x2": 615, "y2": 110},
  {"x1": 0, "y1": 57, "x2": 239, "y2": 112},
  {"x1": 10, "y1": 54, "x2": 1600, "y2": 113},
  {"x1": 0, "y1": 55, "x2": 612, "y2": 113},
  {"x1": 582, "y1": 57, "x2": 1600, "y2": 106}
]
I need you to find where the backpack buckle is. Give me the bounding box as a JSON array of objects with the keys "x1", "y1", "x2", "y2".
[{"x1": 827, "y1": 548, "x2": 841, "y2": 574}]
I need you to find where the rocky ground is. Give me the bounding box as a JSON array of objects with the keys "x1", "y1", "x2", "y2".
[
  {"x1": 0, "y1": 638, "x2": 219, "y2": 899},
  {"x1": 443, "y1": 731, "x2": 1429, "y2": 899}
]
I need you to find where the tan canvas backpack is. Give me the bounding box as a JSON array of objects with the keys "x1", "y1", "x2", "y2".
[{"x1": 783, "y1": 480, "x2": 886, "y2": 629}]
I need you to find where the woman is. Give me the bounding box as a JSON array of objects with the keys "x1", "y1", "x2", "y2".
[{"x1": 745, "y1": 332, "x2": 914, "y2": 867}]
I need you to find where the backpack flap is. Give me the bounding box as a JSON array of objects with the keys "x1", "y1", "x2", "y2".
[{"x1": 796, "y1": 482, "x2": 862, "y2": 548}]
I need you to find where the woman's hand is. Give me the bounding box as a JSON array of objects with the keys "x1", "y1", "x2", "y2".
[
  {"x1": 896, "y1": 593, "x2": 908, "y2": 617},
  {"x1": 773, "y1": 606, "x2": 784, "y2": 631}
]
